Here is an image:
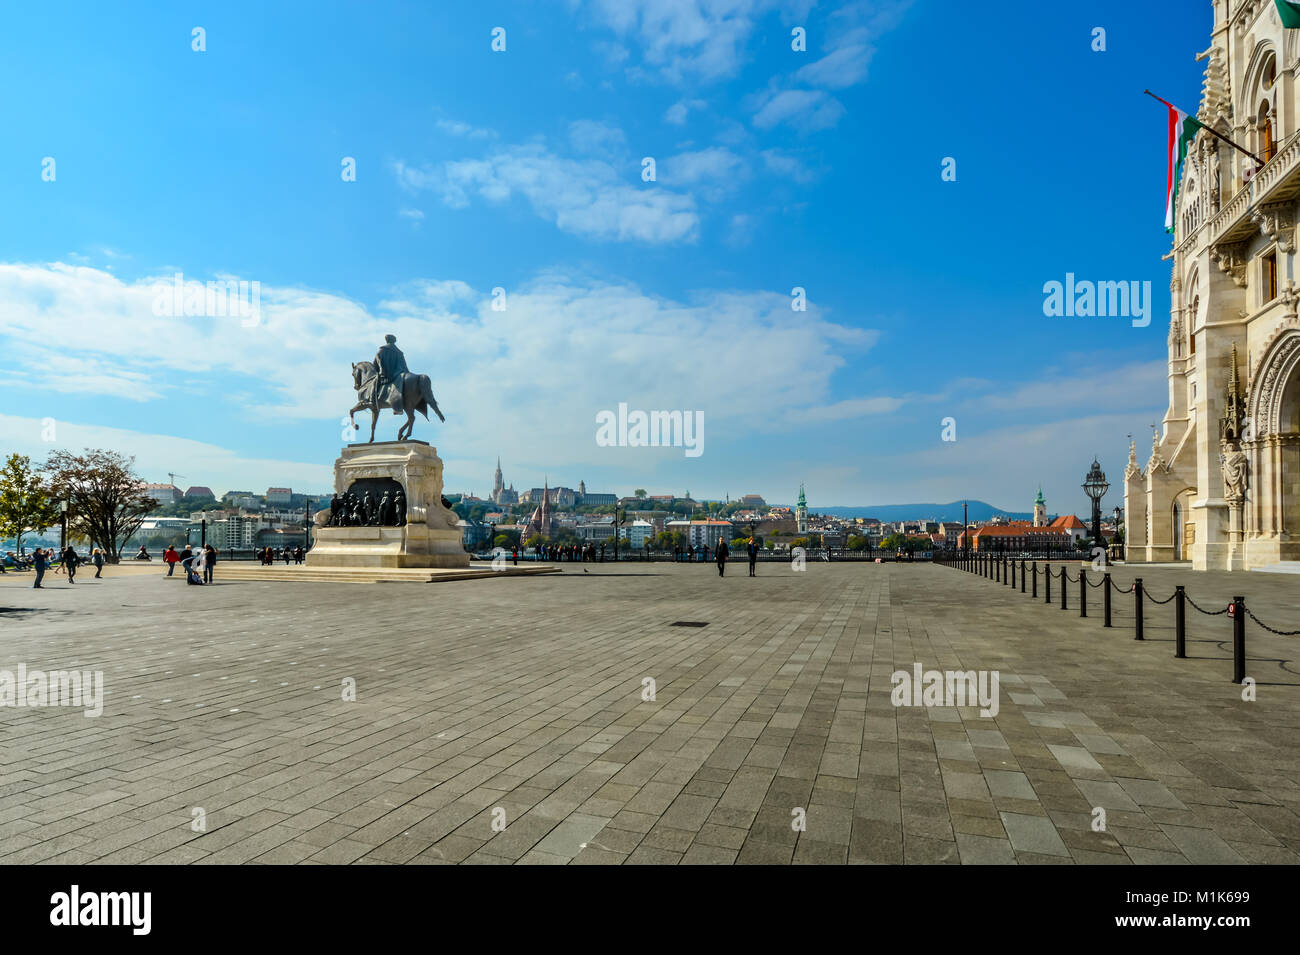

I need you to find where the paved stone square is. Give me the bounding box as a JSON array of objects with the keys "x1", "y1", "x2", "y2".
[{"x1": 1, "y1": 560, "x2": 1298, "y2": 864}]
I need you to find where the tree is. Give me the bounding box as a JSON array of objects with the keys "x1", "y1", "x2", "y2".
[
  {"x1": 0, "y1": 454, "x2": 61, "y2": 555},
  {"x1": 43, "y1": 449, "x2": 156, "y2": 563},
  {"x1": 634, "y1": 489, "x2": 647, "y2": 498}
]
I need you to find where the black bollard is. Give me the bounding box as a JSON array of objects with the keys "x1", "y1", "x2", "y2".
[
  {"x1": 1232, "y1": 596, "x2": 1246, "y2": 684},
  {"x1": 1045, "y1": 565, "x2": 1051, "y2": 604},
  {"x1": 1174, "y1": 585, "x2": 1186, "y2": 659},
  {"x1": 1079, "y1": 569, "x2": 1086, "y2": 618},
  {"x1": 1020, "y1": 560, "x2": 1025, "y2": 593},
  {"x1": 1103, "y1": 573, "x2": 1112, "y2": 628},
  {"x1": 1134, "y1": 578, "x2": 1144, "y2": 641},
  {"x1": 1060, "y1": 567, "x2": 1067, "y2": 610},
  {"x1": 1031, "y1": 562, "x2": 1037, "y2": 598}
]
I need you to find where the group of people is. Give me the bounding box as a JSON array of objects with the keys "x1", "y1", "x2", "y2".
[
  {"x1": 22, "y1": 546, "x2": 106, "y2": 588},
  {"x1": 259, "y1": 546, "x2": 305, "y2": 565},
  {"x1": 534, "y1": 542, "x2": 606, "y2": 562},
  {"x1": 162, "y1": 545, "x2": 217, "y2": 584},
  {"x1": 712, "y1": 538, "x2": 760, "y2": 577}
]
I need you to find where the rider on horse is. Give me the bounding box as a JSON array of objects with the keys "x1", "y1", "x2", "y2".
[{"x1": 374, "y1": 334, "x2": 409, "y2": 415}]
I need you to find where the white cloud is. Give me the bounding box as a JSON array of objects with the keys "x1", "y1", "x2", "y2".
[
  {"x1": 761, "y1": 148, "x2": 817, "y2": 183},
  {"x1": 661, "y1": 146, "x2": 747, "y2": 199},
  {"x1": 393, "y1": 144, "x2": 699, "y2": 244},
  {"x1": 746, "y1": 1, "x2": 911, "y2": 131},
  {"x1": 0, "y1": 413, "x2": 334, "y2": 496},
  {"x1": 577, "y1": 0, "x2": 805, "y2": 83},
  {"x1": 0, "y1": 263, "x2": 883, "y2": 488},
  {"x1": 568, "y1": 119, "x2": 628, "y2": 155},
  {"x1": 664, "y1": 98, "x2": 707, "y2": 124},
  {"x1": 786, "y1": 395, "x2": 901, "y2": 423},
  {"x1": 751, "y1": 89, "x2": 845, "y2": 133},
  {"x1": 435, "y1": 117, "x2": 495, "y2": 139}
]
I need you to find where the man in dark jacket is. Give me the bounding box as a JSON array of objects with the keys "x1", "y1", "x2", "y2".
[
  {"x1": 747, "y1": 538, "x2": 758, "y2": 576},
  {"x1": 716, "y1": 538, "x2": 729, "y2": 577},
  {"x1": 63, "y1": 545, "x2": 79, "y2": 583},
  {"x1": 32, "y1": 548, "x2": 47, "y2": 588}
]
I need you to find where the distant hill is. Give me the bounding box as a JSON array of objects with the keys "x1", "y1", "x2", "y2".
[{"x1": 813, "y1": 501, "x2": 1033, "y2": 523}]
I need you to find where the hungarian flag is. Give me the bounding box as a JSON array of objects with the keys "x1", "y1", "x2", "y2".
[
  {"x1": 1165, "y1": 104, "x2": 1203, "y2": 232},
  {"x1": 1277, "y1": 1, "x2": 1300, "y2": 29}
]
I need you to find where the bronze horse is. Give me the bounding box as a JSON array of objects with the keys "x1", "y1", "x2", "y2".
[{"x1": 349, "y1": 362, "x2": 444, "y2": 442}]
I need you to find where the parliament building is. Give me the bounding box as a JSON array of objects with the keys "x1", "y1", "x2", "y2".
[{"x1": 1126, "y1": 0, "x2": 1300, "y2": 570}]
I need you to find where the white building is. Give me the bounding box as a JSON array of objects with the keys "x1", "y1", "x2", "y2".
[
  {"x1": 1126, "y1": 1, "x2": 1300, "y2": 569},
  {"x1": 665, "y1": 519, "x2": 734, "y2": 549},
  {"x1": 620, "y1": 519, "x2": 655, "y2": 548}
]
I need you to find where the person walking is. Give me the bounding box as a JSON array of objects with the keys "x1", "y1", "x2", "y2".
[
  {"x1": 63, "y1": 545, "x2": 79, "y2": 583},
  {"x1": 715, "y1": 537, "x2": 729, "y2": 577},
  {"x1": 164, "y1": 545, "x2": 180, "y2": 576},
  {"x1": 32, "y1": 548, "x2": 47, "y2": 589},
  {"x1": 747, "y1": 538, "x2": 758, "y2": 577},
  {"x1": 179, "y1": 545, "x2": 193, "y2": 575},
  {"x1": 92, "y1": 548, "x2": 105, "y2": 578},
  {"x1": 203, "y1": 544, "x2": 217, "y2": 584}
]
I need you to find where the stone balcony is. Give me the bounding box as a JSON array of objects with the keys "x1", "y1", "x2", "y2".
[{"x1": 1182, "y1": 132, "x2": 1300, "y2": 254}]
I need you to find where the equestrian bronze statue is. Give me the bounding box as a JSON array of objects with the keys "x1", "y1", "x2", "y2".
[{"x1": 348, "y1": 335, "x2": 445, "y2": 442}]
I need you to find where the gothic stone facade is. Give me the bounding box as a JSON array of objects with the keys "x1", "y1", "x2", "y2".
[{"x1": 1127, "y1": 0, "x2": 1300, "y2": 570}]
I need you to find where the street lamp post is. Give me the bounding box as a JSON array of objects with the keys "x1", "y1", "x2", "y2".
[
  {"x1": 1083, "y1": 459, "x2": 1109, "y2": 554},
  {"x1": 60, "y1": 500, "x2": 68, "y2": 552},
  {"x1": 963, "y1": 500, "x2": 969, "y2": 563}
]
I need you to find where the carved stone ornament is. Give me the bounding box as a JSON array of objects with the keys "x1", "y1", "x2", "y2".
[
  {"x1": 1250, "y1": 201, "x2": 1296, "y2": 253},
  {"x1": 1125, "y1": 438, "x2": 1144, "y2": 481},
  {"x1": 1210, "y1": 240, "x2": 1248, "y2": 287},
  {"x1": 1220, "y1": 439, "x2": 1249, "y2": 503},
  {"x1": 1147, "y1": 427, "x2": 1167, "y2": 473}
]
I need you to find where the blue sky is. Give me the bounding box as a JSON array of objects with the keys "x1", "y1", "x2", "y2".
[{"x1": 0, "y1": 1, "x2": 1208, "y2": 517}]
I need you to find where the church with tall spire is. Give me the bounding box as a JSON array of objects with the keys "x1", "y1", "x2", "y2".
[
  {"x1": 522, "y1": 476, "x2": 552, "y2": 541},
  {"x1": 491, "y1": 456, "x2": 517, "y2": 505}
]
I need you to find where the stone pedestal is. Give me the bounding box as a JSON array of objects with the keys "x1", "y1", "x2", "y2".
[{"x1": 307, "y1": 441, "x2": 468, "y2": 569}]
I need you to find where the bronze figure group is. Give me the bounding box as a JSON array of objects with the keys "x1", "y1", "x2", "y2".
[{"x1": 327, "y1": 487, "x2": 406, "y2": 527}]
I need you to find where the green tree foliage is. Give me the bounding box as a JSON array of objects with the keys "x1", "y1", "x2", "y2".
[
  {"x1": 0, "y1": 454, "x2": 61, "y2": 554},
  {"x1": 43, "y1": 449, "x2": 156, "y2": 563}
]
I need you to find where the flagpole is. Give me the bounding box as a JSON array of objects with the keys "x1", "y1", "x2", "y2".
[{"x1": 1144, "y1": 90, "x2": 1264, "y2": 166}]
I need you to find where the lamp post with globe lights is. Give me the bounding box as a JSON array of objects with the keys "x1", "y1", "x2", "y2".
[{"x1": 1083, "y1": 459, "x2": 1109, "y2": 554}]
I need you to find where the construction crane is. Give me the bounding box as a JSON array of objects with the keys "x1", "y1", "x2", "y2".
[{"x1": 168, "y1": 472, "x2": 186, "y2": 488}]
